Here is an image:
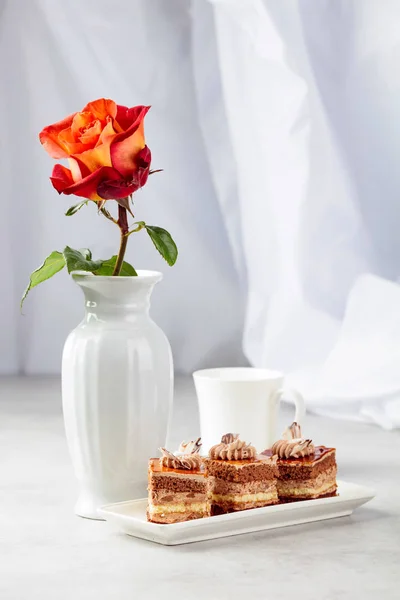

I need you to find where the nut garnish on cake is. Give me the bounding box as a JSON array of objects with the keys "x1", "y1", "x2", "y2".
[
  {"x1": 205, "y1": 433, "x2": 278, "y2": 514},
  {"x1": 263, "y1": 422, "x2": 337, "y2": 502}
]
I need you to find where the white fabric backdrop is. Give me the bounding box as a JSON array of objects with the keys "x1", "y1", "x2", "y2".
[
  {"x1": 0, "y1": 0, "x2": 246, "y2": 378},
  {"x1": 2, "y1": 0, "x2": 400, "y2": 429}
]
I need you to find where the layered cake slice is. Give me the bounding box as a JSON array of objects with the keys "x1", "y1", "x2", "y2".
[
  {"x1": 205, "y1": 433, "x2": 279, "y2": 514},
  {"x1": 262, "y1": 422, "x2": 337, "y2": 501},
  {"x1": 147, "y1": 442, "x2": 210, "y2": 524}
]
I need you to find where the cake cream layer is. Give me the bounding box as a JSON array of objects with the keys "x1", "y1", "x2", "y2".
[
  {"x1": 211, "y1": 490, "x2": 278, "y2": 505},
  {"x1": 209, "y1": 477, "x2": 278, "y2": 512},
  {"x1": 210, "y1": 491, "x2": 278, "y2": 513},
  {"x1": 148, "y1": 501, "x2": 209, "y2": 515},
  {"x1": 277, "y1": 467, "x2": 337, "y2": 498},
  {"x1": 277, "y1": 482, "x2": 337, "y2": 498}
]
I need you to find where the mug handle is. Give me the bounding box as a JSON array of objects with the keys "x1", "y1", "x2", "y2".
[{"x1": 274, "y1": 388, "x2": 306, "y2": 426}]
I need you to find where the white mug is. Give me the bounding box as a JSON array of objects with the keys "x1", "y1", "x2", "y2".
[{"x1": 193, "y1": 367, "x2": 306, "y2": 453}]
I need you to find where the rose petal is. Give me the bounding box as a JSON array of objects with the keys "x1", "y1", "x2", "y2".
[
  {"x1": 58, "y1": 113, "x2": 103, "y2": 153},
  {"x1": 97, "y1": 177, "x2": 139, "y2": 200},
  {"x1": 110, "y1": 108, "x2": 150, "y2": 178},
  {"x1": 79, "y1": 121, "x2": 102, "y2": 145},
  {"x1": 110, "y1": 129, "x2": 145, "y2": 177},
  {"x1": 97, "y1": 151, "x2": 150, "y2": 200},
  {"x1": 58, "y1": 127, "x2": 88, "y2": 156},
  {"x1": 39, "y1": 113, "x2": 76, "y2": 158},
  {"x1": 115, "y1": 105, "x2": 150, "y2": 132},
  {"x1": 68, "y1": 157, "x2": 88, "y2": 182},
  {"x1": 50, "y1": 164, "x2": 75, "y2": 192},
  {"x1": 96, "y1": 118, "x2": 117, "y2": 147},
  {"x1": 136, "y1": 146, "x2": 151, "y2": 186},
  {"x1": 72, "y1": 142, "x2": 112, "y2": 174},
  {"x1": 51, "y1": 164, "x2": 121, "y2": 201},
  {"x1": 128, "y1": 146, "x2": 151, "y2": 189},
  {"x1": 71, "y1": 111, "x2": 92, "y2": 135},
  {"x1": 82, "y1": 98, "x2": 117, "y2": 121}
]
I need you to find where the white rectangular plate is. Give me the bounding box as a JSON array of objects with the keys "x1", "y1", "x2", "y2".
[{"x1": 99, "y1": 480, "x2": 375, "y2": 546}]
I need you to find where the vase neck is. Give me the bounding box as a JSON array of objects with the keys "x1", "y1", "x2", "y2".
[
  {"x1": 72, "y1": 272, "x2": 162, "y2": 321},
  {"x1": 83, "y1": 291, "x2": 152, "y2": 319}
]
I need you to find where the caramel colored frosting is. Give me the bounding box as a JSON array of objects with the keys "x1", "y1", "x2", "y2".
[
  {"x1": 271, "y1": 438, "x2": 315, "y2": 459},
  {"x1": 178, "y1": 437, "x2": 202, "y2": 455},
  {"x1": 209, "y1": 437, "x2": 257, "y2": 460},
  {"x1": 159, "y1": 448, "x2": 203, "y2": 470}
]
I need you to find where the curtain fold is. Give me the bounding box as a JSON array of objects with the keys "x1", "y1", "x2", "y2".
[{"x1": 206, "y1": 0, "x2": 400, "y2": 428}]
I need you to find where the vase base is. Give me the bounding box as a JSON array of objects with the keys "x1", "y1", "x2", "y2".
[{"x1": 74, "y1": 493, "x2": 106, "y2": 520}]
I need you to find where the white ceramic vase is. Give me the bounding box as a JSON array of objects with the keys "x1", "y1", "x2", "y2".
[{"x1": 61, "y1": 270, "x2": 173, "y2": 520}]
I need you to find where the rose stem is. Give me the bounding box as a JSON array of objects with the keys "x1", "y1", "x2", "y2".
[{"x1": 112, "y1": 204, "x2": 129, "y2": 276}]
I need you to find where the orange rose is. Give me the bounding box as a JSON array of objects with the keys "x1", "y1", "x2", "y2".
[{"x1": 39, "y1": 98, "x2": 151, "y2": 203}]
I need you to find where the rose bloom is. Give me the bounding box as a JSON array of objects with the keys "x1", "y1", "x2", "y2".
[{"x1": 39, "y1": 98, "x2": 151, "y2": 203}]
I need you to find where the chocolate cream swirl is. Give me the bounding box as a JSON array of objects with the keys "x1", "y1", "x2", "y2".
[
  {"x1": 271, "y1": 438, "x2": 315, "y2": 459},
  {"x1": 209, "y1": 437, "x2": 256, "y2": 460},
  {"x1": 159, "y1": 448, "x2": 202, "y2": 470}
]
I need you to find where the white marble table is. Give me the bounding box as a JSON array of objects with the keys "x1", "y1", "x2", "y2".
[{"x1": 1, "y1": 376, "x2": 399, "y2": 599}]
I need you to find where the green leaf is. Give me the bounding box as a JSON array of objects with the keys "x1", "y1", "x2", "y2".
[
  {"x1": 79, "y1": 248, "x2": 92, "y2": 260},
  {"x1": 65, "y1": 200, "x2": 88, "y2": 216},
  {"x1": 94, "y1": 256, "x2": 137, "y2": 276},
  {"x1": 21, "y1": 251, "x2": 66, "y2": 310},
  {"x1": 145, "y1": 226, "x2": 178, "y2": 266},
  {"x1": 63, "y1": 246, "x2": 103, "y2": 274}
]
